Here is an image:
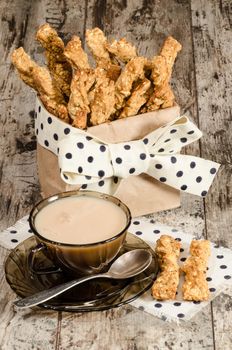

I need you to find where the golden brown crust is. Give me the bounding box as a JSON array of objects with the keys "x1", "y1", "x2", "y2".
[
  {"x1": 86, "y1": 28, "x2": 111, "y2": 63},
  {"x1": 32, "y1": 66, "x2": 69, "y2": 122},
  {"x1": 146, "y1": 83, "x2": 175, "y2": 111},
  {"x1": 40, "y1": 95, "x2": 69, "y2": 123},
  {"x1": 190, "y1": 240, "x2": 211, "y2": 262},
  {"x1": 159, "y1": 36, "x2": 182, "y2": 80},
  {"x1": 155, "y1": 235, "x2": 181, "y2": 259},
  {"x1": 64, "y1": 35, "x2": 90, "y2": 70},
  {"x1": 36, "y1": 24, "x2": 65, "y2": 57},
  {"x1": 11, "y1": 47, "x2": 37, "y2": 89},
  {"x1": 97, "y1": 58, "x2": 121, "y2": 82},
  {"x1": 115, "y1": 56, "x2": 146, "y2": 110},
  {"x1": 32, "y1": 66, "x2": 64, "y2": 102},
  {"x1": 182, "y1": 240, "x2": 210, "y2": 301},
  {"x1": 152, "y1": 271, "x2": 179, "y2": 300},
  {"x1": 106, "y1": 38, "x2": 137, "y2": 62},
  {"x1": 12, "y1": 25, "x2": 181, "y2": 128},
  {"x1": 90, "y1": 78, "x2": 115, "y2": 126},
  {"x1": 68, "y1": 69, "x2": 95, "y2": 129},
  {"x1": 36, "y1": 23, "x2": 72, "y2": 97},
  {"x1": 182, "y1": 273, "x2": 210, "y2": 301},
  {"x1": 119, "y1": 78, "x2": 151, "y2": 118},
  {"x1": 145, "y1": 36, "x2": 181, "y2": 112},
  {"x1": 152, "y1": 235, "x2": 181, "y2": 300}
]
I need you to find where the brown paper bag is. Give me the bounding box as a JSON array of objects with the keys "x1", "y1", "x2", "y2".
[{"x1": 37, "y1": 105, "x2": 180, "y2": 217}]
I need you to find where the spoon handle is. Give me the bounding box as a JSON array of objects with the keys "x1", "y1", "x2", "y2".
[{"x1": 14, "y1": 273, "x2": 109, "y2": 309}]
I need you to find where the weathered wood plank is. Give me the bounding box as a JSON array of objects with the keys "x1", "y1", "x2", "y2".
[
  {"x1": 58, "y1": 1, "x2": 214, "y2": 349},
  {"x1": 0, "y1": 1, "x2": 86, "y2": 349},
  {"x1": 191, "y1": 1, "x2": 232, "y2": 349}
]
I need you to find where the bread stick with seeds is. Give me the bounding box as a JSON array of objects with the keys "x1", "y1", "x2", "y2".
[
  {"x1": 64, "y1": 36, "x2": 90, "y2": 70},
  {"x1": 146, "y1": 83, "x2": 175, "y2": 111},
  {"x1": 36, "y1": 23, "x2": 72, "y2": 97},
  {"x1": 119, "y1": 78, "x2": 151, "y2": 118},
  {"x1": 90, "y1": 78, "x2": 115, "y2": 126},
  {"x1": 97, "y1": 58, "x2": 121, "y2": 82},
  {"x1": 115, "y1": 56, "x2": 146, "y2": 110},
  {"x1": 86, "y1": 28, "x2": 111, "y2": 63},
  {"x1": 106, "y1": 38, "x2": 137, "y2": 62},
  {"x1": 11, "y1": 48, "x2": 69, "y2": 123},
  {"x1": 152, "y1": 235, "x2": 181, "y2": 300},
  {"x1": 145, "y1": 36, "x2": 181, "y2": 112},
  {"x1": 68, "y1": 69, "x2": 95, "y2": 129},
  {"x1": 182, "y1": 240, "x2": 210, "y2": 301},
  {"x1": 32, "y1": 66, "x2": 69, "y2": 123},
  {"x1": 11, "y1": 47, "x2": 37, "y2": 89},
  {"x1": 159, "y1": 36, "x2": 182, "y2": 80}
]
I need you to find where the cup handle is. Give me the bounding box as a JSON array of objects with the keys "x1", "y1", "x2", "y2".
[{"x1": 28, "y1": 243, "x2": 62, "y2": 275}]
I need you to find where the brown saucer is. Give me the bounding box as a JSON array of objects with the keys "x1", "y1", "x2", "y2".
[{"x1": 5, "y1": 233, "x2": 158, "y2": 312}]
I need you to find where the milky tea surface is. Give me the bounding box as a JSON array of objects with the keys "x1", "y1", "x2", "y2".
[{"x1": 35, "y1": 196, "x2": 127, "y2": 244}]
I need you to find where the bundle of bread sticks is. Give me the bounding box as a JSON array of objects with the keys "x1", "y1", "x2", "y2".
[
  {"x1": 11, "y1": 24, "x2": 182, "y2": 129},
  {"x1": 152, "y1": 235, "x2": 211, "y2": 301}
]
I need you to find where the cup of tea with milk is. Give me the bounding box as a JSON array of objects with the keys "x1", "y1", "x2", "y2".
[{"x1": 28, "y1": 191, "x2": 131, "y2": 275}]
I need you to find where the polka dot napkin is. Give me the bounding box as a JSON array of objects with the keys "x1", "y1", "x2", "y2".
[{"x1": 1, "y1": 216, "x2": 232, "y2": 322}]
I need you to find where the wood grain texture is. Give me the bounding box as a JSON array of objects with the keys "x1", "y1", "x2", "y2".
[
  {"x1": 0, "y1": 0, "x2": 231, "y2": 349},
  {"x1": 191, "y1": 1, "x2": 232, "y2": 349},
  {"x1": 0, "y1": 1, "x2": 85, "y2": 349}
]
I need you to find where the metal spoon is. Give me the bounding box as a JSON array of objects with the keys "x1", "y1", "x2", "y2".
[{"x1": 14, "y1": 249, "x2": 152, "y2": 309}]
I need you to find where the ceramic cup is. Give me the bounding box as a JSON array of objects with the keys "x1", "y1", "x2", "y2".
[{"x1": 28, "y1": 190, "x2": 131, "y2": 276}]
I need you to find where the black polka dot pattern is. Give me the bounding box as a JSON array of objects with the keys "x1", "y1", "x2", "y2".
[
  {"x1": 220, "y1": 265, "x2": 227, "y2": 269},
  {"x1": 173, "y1": 302, "x2": 181, "y2": 306},
  {"x1": 190, "y1": 161, "x2": 196, "y2": 168},
  {"x1": 143, "y1": 138, "x2": 148, "y2": 145},
  {"x1": 65, "y1": 153, "x2": 72, "y2": 159},
  {"x1": 133, "y1": 221, "x2": 140, "y2": 225},
  {"x1": 224, "y1": 275, "x2": 231, "y2": 280},
  {"x1": 98, "y1": 170, "x2": 105, "y2": 178},
  {"x1": 154, "y1": 303, "x2": 162, "y2": 308},
  {"x1": 64, "y1": 128, "x2": 70, "y2": 135},
  {"x1": 77, "y1": 142, "x2": 84, "y2": 149},
  {"x1": 129, "y1": 168, "x2": 135, "y2": 174},
  {"x1": 140, "y1": 153, "x2": 146, "y2": 160},
  {"x1": 116, "y1": 157, "x2": 122, "y2": 164},
  {"x1": 47, "y1": 117, "x2": 52, "y2": 124},
  {"x1": 34, "y1": 100, "x2": 219, "y2": 199},
  {"x1": 100, "y1": 145, "x2": 106, "y2": 152},
  {"x1": 155, "y1": 164, "x2": 162, "y2": 169},
  {"x1": 176, "y1": 171, "x2": 183, "y2": 177},
  {"x1": 135, "y1": 231, "x2": 142, "y2": 235}
]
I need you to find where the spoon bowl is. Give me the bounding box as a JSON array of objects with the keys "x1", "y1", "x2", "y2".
[{"x1": 14, "y1": 249, "x2": 152, "y2": 309}]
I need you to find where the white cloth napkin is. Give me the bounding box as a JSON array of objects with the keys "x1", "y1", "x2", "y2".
[{"x1": 1, "y1": 216, "x2": 232, "y2": 322}]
